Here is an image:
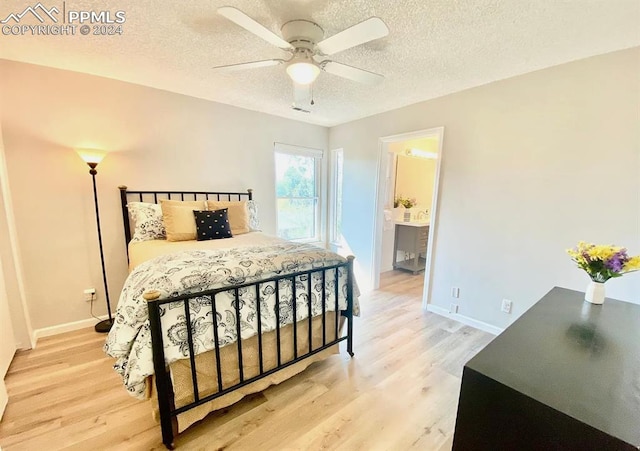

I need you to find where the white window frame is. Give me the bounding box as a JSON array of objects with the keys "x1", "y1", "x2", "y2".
[
  {"x1": 329, "y1": 148, "x2": 344, "y2": 245},
  {"x1": 274, "y1": 143, "x2": 325, "y2": 244}
]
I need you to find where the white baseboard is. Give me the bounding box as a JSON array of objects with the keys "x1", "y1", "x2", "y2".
[
  {"x1": 426, "y1": 304, "x2": 504, "y2": 336},
  {"x1": 32, "y1": 315, "x2": 108, "y2": 346}
]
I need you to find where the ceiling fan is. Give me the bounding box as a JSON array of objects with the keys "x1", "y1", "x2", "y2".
[{"x1": 213, "y1": 6, "x2": 390, "y2": 89}]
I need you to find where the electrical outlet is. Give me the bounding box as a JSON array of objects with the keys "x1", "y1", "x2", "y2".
[
  {"x1": 84, "y1": 288, "x2": 96, "y2": 302},
  {"x1": 451, "y1": 287, "x2": 460, "y2": 298},
  {"x1": 501, "y1": 299, "x2": 513, "y2": 314},
  {"x1": 449, "y1": 303, "x2": 459, "y2": 314}
]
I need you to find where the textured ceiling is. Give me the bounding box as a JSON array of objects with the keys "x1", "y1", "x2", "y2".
[{"x1": 1, "y1": 0, "x2": 639, "y2": 127}]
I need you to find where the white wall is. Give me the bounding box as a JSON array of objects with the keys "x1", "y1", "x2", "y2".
[
  {"x1": 0, "y1": 60, "x2": 329, "y2": 331},
  {"x1": 331, "y1": 47, "x2": 640, "y2": 329}
]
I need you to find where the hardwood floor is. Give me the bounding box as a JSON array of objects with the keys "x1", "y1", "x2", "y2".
[{"x1": 0, "y1": 271, "x2": 493, "y2": 450}]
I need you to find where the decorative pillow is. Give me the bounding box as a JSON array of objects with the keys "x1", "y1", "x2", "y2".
[
  {"x1": 194, "y1": 209, "x2": 233, "y2": 241},
  {"x1": 128, "y1": 202, "x2": 165, "y2": 242},
  {"x1": 247, "y1": 200, "x2": 261, "y2": 231},
  {"x1": 161, "y1": 199, "x2": 208, "y2": 242},
  {"x1": 206, "y1": 200, "x2": 250, "y2": 235}
]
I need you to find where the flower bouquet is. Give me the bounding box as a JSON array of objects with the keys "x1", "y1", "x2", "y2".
[
  {"x1": 394, "y1": 196, "x2": 416, "y2": 209},
  {"x1": 394, "y1": 195, "x2": 417, "y2": 222},
  {"x1": 567, "y1": 242, "x2": 640, "y2": 304}
]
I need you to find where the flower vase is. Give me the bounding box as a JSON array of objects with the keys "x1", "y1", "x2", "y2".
[{"x1": 585, "y1": 281, "x2": 605, "y2": 305}]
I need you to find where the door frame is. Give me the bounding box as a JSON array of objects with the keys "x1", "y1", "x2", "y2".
[
  {"x1": 372, "y1": 127, "x2": 445, "y2": 309},
  {"x1": 0, "y1": 129, "x2": 33, "y2": 349},
  {"x1": 0, "y1": 254, "x2": 15, "y2": 420}
]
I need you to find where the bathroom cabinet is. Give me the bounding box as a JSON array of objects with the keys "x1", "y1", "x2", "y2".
[{"x1": 393, "y1": 223, "x2": 429, "y2": 274}]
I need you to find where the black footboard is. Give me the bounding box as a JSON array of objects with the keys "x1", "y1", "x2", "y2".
[{"x1": 145, "y1": 257, "x2": 355, "y2": 449}]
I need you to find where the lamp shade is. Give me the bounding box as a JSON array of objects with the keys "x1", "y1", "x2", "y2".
[
  {"x1": 286, "y1": 61, "x2": 320, "y2": 85},
  {"x1": 76, "y1": 148, "x2": 107, "y2": 165}
]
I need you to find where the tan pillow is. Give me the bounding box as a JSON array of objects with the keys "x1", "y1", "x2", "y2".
[
  {"x1": 161, "y1": 199, "x2": 207, "y2": 242},
  {"x1": 206, "y1": 200, "x2": 250, "y2": 235}
]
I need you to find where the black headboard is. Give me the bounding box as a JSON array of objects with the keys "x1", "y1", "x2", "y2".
[{"x1": 118, "y1": 185, "x2": 253, "y2": 249}]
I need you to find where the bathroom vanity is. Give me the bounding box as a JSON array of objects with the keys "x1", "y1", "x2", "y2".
[{"x1": 393, "y1": 222, "x2": 429, "y2": 274}]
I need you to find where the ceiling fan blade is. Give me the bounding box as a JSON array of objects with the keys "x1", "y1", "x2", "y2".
[
  {"x1": 212, "y1": 59, "x2": 284, "y2": 72},
  {"x1": 316, "y1": 17, "x2": 389, "y2": 55},
  {"x1": 218, "y1": 6, "x2": 293, "y2": 50},
  {"x1": 322, "y1": 61, "x2": 384, "y2": 85}
]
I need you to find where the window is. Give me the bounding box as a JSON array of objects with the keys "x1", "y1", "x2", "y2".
[
  {"x1": 274, "y1": 144, "x2": 323, "y2": 242},
  {"x1": 329, "y1": 149, "x2": 344, "y2": 243}
]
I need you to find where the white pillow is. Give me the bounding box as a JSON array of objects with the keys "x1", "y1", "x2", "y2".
[
  {"x1": 128, "y1": 202, "x2": 165, "y2": 242},
  {"x1": 247, "y1": 200, "x2": 261, "y2": 231}
]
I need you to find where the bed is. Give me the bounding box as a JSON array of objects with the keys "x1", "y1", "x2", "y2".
[{"x1": 104, "y1": 186, "x2": 357, "y2": 449}]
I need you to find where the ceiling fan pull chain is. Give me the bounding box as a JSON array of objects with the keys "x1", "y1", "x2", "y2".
[{"x1": 311, "y1": 84, "x2": 315, "y2": 106}]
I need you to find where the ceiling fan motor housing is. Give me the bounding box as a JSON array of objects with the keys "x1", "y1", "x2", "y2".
[{"x1": 281, "y1": 20, "x2": 324, "y2": 51}]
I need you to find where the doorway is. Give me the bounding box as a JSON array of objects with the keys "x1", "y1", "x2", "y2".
[{"x1": 372, "y1": 127, "x2": 444, "y2": 309}]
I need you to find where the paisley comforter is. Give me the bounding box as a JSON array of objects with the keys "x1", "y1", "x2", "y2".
[{"x1": 104, "y1": 241, "x2": 358, "y2": 398}]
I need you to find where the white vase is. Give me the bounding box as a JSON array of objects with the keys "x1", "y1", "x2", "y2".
[{"x1": 585, "y1": 281, "x2": 605, "y2": 305}]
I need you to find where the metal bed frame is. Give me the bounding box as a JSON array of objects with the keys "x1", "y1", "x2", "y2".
[{"x1": 118, "y1": 186, "x2": 355, "y2": 449}]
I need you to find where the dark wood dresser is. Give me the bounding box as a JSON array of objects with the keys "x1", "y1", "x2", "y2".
[{"x1": 452, "y1": 287, "x2": 640, "y2": 451}]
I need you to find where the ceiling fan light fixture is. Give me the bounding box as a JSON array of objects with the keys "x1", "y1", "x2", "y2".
[{"x1": 286, "y1": 61, "x2": 320, "y2": 85}]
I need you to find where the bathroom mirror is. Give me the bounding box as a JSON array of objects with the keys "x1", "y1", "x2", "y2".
[{"x1": 394, "y1": 154, "x2": 437, "y2": 210}]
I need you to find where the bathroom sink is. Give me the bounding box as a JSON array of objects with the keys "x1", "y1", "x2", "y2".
[{"x1": 394, "y1": 220, "x2": 430, "y2": 227}]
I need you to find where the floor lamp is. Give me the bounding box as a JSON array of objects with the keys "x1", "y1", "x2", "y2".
[{"x1": 77, "y1": 149, "x2": 113, "y2": 333}]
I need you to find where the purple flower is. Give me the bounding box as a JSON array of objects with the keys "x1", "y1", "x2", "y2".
[{"x1": 605, "y1": 249, "x2": 629, "y2": 273}]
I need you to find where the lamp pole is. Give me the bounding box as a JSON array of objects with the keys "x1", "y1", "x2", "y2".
[{"x1": 87, "y1": 161, "x2": 113, "y2": 333}]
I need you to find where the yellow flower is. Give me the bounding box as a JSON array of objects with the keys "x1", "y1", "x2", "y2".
[
  {"x1": 585, "y1": 244, "x2": 621, "y2": 261},
  {"x1": 566, "y1": 248, "x2": 585, "y2": 265},
  {"x1": 624, "y1": 256, "x2": 640, "y2": 272}
]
